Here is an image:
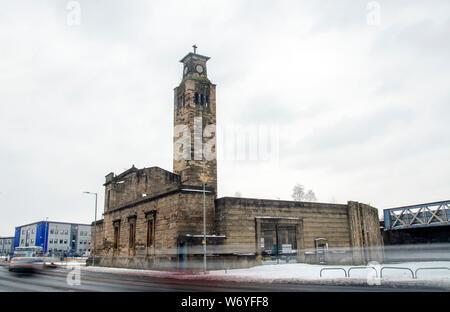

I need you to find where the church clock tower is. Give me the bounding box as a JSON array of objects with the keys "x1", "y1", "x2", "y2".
[{"x1": 173, "y1": 47, "x2": 217, "y2": 195}]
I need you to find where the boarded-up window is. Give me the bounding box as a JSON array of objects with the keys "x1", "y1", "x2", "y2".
[
  {"x1": 107, "y1": 190, "x2": 111, "y2": 210},
  {"x1": 129, "y1": 221, "x2": 136, "y2": 249},
  {"x1": 147, "y1": 220, "x2": 153, "y2": 247},
  {"x1": 113, "y1": 223, "x2": 120, "y2": 250}
]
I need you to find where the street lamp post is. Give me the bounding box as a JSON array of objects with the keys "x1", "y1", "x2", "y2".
[
  {"x1": 201, "y1": 101, "x2": 208, "y2": 274},
  {"x1": 43, "y1": 217, "x2": 48, "y2": 255},
  {"x1": 202, "y1": 154, "x2": 207, "y2": 273},
  {"x1": 84, "y1": 192, "x2": 97, "y2": 266}
]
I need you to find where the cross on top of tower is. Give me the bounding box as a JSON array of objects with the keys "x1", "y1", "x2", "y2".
[{"x1": 180, "y1": 46, "x2": 210, "y2": 65}]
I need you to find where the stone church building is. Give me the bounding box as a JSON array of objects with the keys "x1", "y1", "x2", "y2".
[{"x1": 90, "y1": 50, "x2": 383, "y2": 270}]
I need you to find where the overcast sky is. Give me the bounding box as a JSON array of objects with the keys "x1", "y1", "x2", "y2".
[{"x1": 0, "y1": 0, "x2": 449, "y2": 236}]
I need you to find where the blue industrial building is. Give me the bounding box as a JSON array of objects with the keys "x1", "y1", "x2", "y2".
[{"x1": 14, "y1": 221, "x2": 91, "y2": 256}]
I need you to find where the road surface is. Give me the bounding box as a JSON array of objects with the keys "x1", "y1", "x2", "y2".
[{"x1": 0, "y1": 265, "x2": 446, "y2": 292}]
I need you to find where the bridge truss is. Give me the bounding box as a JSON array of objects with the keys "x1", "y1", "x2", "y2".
[{"x1": 384, "y1": 200, "x2": 450, "y2": 230}]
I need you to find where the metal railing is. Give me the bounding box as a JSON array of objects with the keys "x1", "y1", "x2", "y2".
[
  {"x1": 348, "y1": 266, "x2": 378, "y2": 278},
  {"x1": 319, "y1": 267, "x2": 347, "y2": 278},
  {"x1": 380, "y1": 267, "x2": 414, "y2": 279},
  {"x1": 319, "y1": 265, "x2": 450, "y2": 279},
  {"x1": 415, "y1": 267, "x2": 450, "y2": 279}
]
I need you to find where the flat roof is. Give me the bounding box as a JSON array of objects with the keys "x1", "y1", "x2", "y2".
[
  {"x1": 216, "y1": 196, "x2": 347, "y2": 207},
  {"x1": 16, "y1": 221, "x2": 91, "y2": 228}
]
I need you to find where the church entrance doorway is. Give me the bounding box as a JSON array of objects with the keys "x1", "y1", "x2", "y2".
[{"x1": 256, "y1": 217, "x2": 305, "y2": 264}]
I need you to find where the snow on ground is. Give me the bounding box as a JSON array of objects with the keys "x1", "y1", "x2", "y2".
[
  {"x1": 75, "y1": 261, "x2": 450, "y2": 288},
  {"x1": 212, "y1": 261, "x2": 450, "y2": 281},
  {"x1": 53, "y1": 261, "x2": 86, "y2": 266}
]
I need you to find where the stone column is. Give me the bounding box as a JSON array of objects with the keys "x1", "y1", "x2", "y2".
[
  {"x1": 347, "y1": 201, "x2": 364, "y2": 265},
  {"x1": 255, "y1": 218, "x2": 262, "y2": 263},
  {"x1": 296, "y1": 220, "x2": 306, "y2": 262},
  {"x1": 359, "y1": 203, "x2": 384, "y2": 263}
]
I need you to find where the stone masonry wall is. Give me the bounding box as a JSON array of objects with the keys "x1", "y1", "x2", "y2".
[
  {"x1": 215, "y1": 197, "x2": 384, "y2": 265},
  {"x1": 173, "y1": 78, "x2": 217, "y2": 195},
  {"x1": 215, "y1": 198, "x2": 351, "y2": 253},
  {"x1": 90, "y1": 220, "x2": 103, "y2": 253},
  {"x1": 347, "y1": 201, "x2": 384, "y2": 263},
  {"x1": 104, "y1": 167, "x2": 181, "y2": 213},
  {"x1": 92, "y1": 189, "x2": 215, "y2": 269}
]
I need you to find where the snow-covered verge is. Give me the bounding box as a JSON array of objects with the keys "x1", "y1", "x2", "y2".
[
  {"x1": 78, "y1": 261, "x2": 450, "y2": 289},
  {"x1": 53, "y1": 261, "x2": 86, "y2": 266}
]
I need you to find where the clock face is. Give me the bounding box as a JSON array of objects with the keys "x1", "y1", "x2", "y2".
[{"x1": 196, "y1": 65, "x2": 204, "y2": 73}]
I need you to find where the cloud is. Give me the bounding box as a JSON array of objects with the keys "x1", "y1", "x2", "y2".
[
  {"x1": 0, "y1": 0, "x2": 449, "y2": 234},
  {"x1": 304, "y1": 106, "x2": 414, "y2": 151}
]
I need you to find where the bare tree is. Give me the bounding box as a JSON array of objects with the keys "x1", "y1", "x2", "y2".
[
  {"x1": 304, "y1": 190, "x2": 317, "y2": 202},
  {"x1": 291, "y1": 184, "x2": 305, "y2": 201},
  {"x1": 292, "y1": 183, "x2": 317, "y2": 202}
]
